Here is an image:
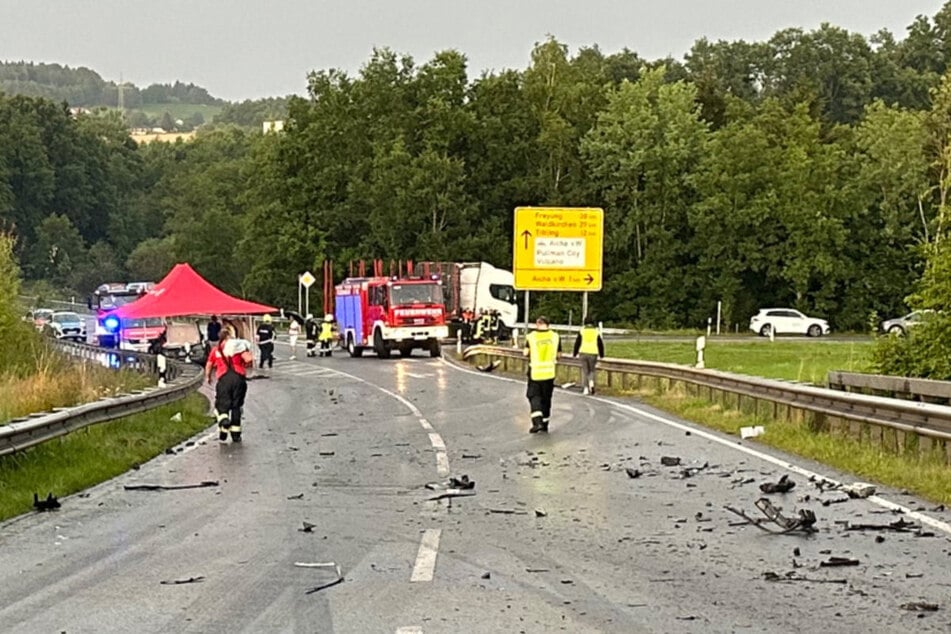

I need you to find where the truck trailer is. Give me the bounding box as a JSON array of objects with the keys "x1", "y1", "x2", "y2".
[
  {"x1": 415, "y1": 262, "x2": 518, "y2": 338},
  {"x1": 335, "y1": 275, "x2": 448, "y2": 358}
]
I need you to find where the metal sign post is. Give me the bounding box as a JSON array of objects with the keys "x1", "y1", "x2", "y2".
[{"x1": 582, "y1": 292, "x2": 588, "y2": 323}]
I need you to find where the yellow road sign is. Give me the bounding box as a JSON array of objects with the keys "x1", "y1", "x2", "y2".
[
  {"x1": 513, "y1": 207, "x2": 604, "y2": 291},
  {"x1": 299, "y1": 271, "x2": 316, "y2": 288}
]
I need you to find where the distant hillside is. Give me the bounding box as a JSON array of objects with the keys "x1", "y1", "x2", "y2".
[{"x1": 0, "y1": 61, "x2": 225, "y2": 109}]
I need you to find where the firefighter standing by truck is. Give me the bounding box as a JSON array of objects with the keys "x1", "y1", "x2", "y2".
[
  {"x1": 256, "y1": 314, "x2": 276, "y2": 370},
  {"x1": 304, "y1": 314, "x2": 318, "y2": 357},
  {"x1": 523, "y1": 316, "x2": 560, "y2": 434},
  {"x1": 318, "y1": 314, "x2": 336, "y2": 357}
]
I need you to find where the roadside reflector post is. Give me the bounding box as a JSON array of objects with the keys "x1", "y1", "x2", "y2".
[{"x1": 696, "y1": 335, "x2": 706, "y2": 369}]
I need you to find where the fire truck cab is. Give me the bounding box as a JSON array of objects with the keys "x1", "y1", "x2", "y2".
[{"x1": 335, "y1": 276, "x2": 448, "y2": 358}]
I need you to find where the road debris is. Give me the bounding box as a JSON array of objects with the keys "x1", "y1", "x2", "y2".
[
  {"x1": 33, "y1": 492, "x2": 61, "y2": 511},
  {"x1": 759, "y1": 475, "x2": 795, "y2": 494},
  {"x1": 318, "y1": 451, "x2": 335, "y2": 456},
  {"x1": 160, "y1": 575, "x2": 205, "y2": 585},
  {"x1": 845, "y1": 518, "x2": 918, "y2": 533},
  {"x1": 294, "y1": 562, "x2": 338, "y2": 569},
  {"x1": 660, "y1": 456, "x2": 681, "y2": 467},
  {"x1": 481, "y1": 572, "x2": 491, "y2": 579},
  {"x1": 287, "y1": 493, "x2": 304, "y2": 500},
  {"x1": 427, "y1": 489, "x2": 476, "y2": 502},
  {"x1": 526, "y1": 568, "x2": 550, "y2": 573},
  {"x1": 843, "y1": 483, "x2": 876, "y2": 499},
  {"x1": 449, "y1": 475, "x2": 475, "y2": 490},
  {"x1": 763, "y1": 571, "x2": 847, "y2": 584},
  {"x1": 819, "y1": 557, "x2": 860, "y2": 568},
  {"x1": 535, "y1": 509, "x2": 547, "y2": 517},
  {"x1": 304, "y1": 564, "x2": 345, "y2": 595},
  {"x1": 124, "y1": 481, "x2": 219, "y2": 491},
  {"x1": 625, "y1": 468, "x2": 642, "y2": 479},
  {"x1": 724, "y1": 498, "x2": 817, "y2": 534},
  {"x1": 461, "y1": 453, "x2": 482, "y2": 459},
  {"x1": 298, "y1": 521, "x2": 316, "y2": 533},
  {"x1": 679, "y1": 462, "x2": 710, "y2": 479},
  {"x1": 477, "y1": 360, "x2": 502, "y2": 373},
  {"x1": 900, "y1": 601, "x2": 939, "y2": 612},
  {"x1": 740, "y1": 425, "x2": 764, "y2": 439},
  {"x1": 489, "y1": 508, "x2": 529, "y2": 515}
]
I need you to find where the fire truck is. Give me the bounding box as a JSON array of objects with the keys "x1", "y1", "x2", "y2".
[
  {"x1": 335, "y1": 274, "x2": 448, "y2": 358},
  {"x1": 88, "y1": 282, "x2": 162, "y2": 350}
]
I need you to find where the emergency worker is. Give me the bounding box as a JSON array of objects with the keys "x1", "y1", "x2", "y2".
[
  {"x1": 304, "y1": 314, "x2": 318, "y2": 357},
  {"x1": 204, "y1": 329, "x2": 251, "y2": 442},
  {"x1": 207, "y1": 315, "x2": 221, "y2": 344},
  {"x1": 461, "y1": 308, "x2": 474, "y2": 343},
  {"x1": 573, "y1": 317, "x2": 605, "y2": 395},
  {"x1": 523, "y1": 316, "x2": 560, "y2": 434},
  {"x1": 288, "y1": 317, "x2": 301, "y2": 360},
  {"x1": 489, "y1": 310, "x2": 500, "y2": 342},
  {"x1": 318, "y1": 314, "x2": 336, "y2": 357},
  {"x1": 256, "y1": 314, "x2": 276, "y2": 369}
]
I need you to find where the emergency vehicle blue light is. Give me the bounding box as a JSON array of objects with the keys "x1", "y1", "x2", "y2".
[{"x1": 103, "y1": 316, "x2": 120, "y2": 332}]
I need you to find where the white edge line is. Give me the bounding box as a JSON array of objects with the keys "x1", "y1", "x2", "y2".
[
  {"x1": 428, "y1": 433, "x2": 446, "y2": 451},
  {"x1": 396, "y1": 627, "x2": 424, "y2": 634},
  {"x1": 436, "y1": 452, "x2": 450, "y2": 476},
  {"x1": 410, "y1": 528, "x2": 441, "y2": 582},
  {"x1": 440, "y1": 357, "x2": 951, "y2": 536}
]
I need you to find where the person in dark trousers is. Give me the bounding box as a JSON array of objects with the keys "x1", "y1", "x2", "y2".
[
  {"x1": 256, "y1": 314, "x2": 276, "y2": 369},
  {"x1": 304, "y1": 314, "x2": 318, "y2": 357},
  {"x1": 573, "y1": 318, "x2": 605, "y2": 395},
  {"x1": 523, "y1": 316, "x2": 560, "y2": 434},
  {"x1": 207, "y1": 315, "x2": 222, "y2": 344},
  {"x1": 318, "y1": 314, "x2": 336, "y2": 357},
  {"x1": 205, "y1": 329, "x2": 253, "y2": 442}
]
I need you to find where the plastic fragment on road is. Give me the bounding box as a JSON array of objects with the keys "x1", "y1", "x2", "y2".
[
  {"x1": 124, "y1": 481, "x2": 219, "y2": 491},
  {"x1": 724, "y1": 498, "x2": 817, "y2": 534},
  {"x1": 33, "y1": 492, "x2": 61, "y2": 511},
  {"x1": 819, "y1": 557, "x2": 860, "y2": 567},
  {"x1": 477, "y1": 360, "x2": 502, "y2": 373},
  {"x1": 763, "y1": 571, "x2": 847, "y2": 584},
  {"x1": 759, "y1": 475, "x2": 796, "y2": 494},
  {"x1": 298, "y1": 521, "x2": 316, "y2": 533},
  {"x1": 625, "y1": 468, "x2": 642, "y2": 479},
  {"x1": 660, "y1": 456, "x2": 681, "y2": 466},
  {"x1": 449, "y1": 475, "x2": 475, "y2": 490},
  {"x1": 843, "y1": 483, "x2": 876, "y2": 499},
  {"x1": 740, "y1": 425, "x2": 764, "y2": 439},
  {"x1": 845, "y1": 517, "x2": 920, "y2": 533},
  {"x1": 160, "y1": 575, "x2": 205, "y2": 585},
  {"x1": 900, "y1": 602, "x2": 939, "y2": 612},
  {"x1": 302, "y1": 562, "x2": 344, "y2": 595}
]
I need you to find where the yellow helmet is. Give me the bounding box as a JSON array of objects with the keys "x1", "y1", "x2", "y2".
[{"x1": 263, "y1": 315, "x2": 272, "y2": 323}]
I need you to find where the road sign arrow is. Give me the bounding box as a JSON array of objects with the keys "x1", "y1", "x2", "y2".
[
  {"x1": 521, "y1": 230, "x2": 532, "y2": 249},
  {"x1": 585, "y1": 274, "x2": 594, "y2": 285}
]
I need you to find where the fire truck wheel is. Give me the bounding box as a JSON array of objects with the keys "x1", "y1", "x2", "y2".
[
  {"x1": 374, "y1": 329, "x2": 391, "y2": 359},
  {"x1": 429, "y1": 340, "x2": 441, "y2": 358},
  {"x1": 347, "y1": 335, "x2": 363, "y2": 358}
]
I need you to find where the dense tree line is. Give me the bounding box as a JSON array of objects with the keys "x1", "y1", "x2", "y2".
[
  {"x1": 0, "y1": 61, "x2": 223, "y2": 108},
  {"x1": 6, "y1": 5, "x2": 951, "y2": 344}
]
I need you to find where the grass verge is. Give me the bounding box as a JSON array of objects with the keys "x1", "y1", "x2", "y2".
[
  {"x1": 635, "y1": 388, "x2": 951, "y2": 506},
  {"x1": 0, "y1": 392, "x2": 211, "y2": 522},
  {"x1": 607, "y1": 340, "x2": 874, "y2": 384}
]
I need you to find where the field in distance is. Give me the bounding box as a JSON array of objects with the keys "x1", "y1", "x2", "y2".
[{"x1": 606, "y1": 339, "x2": 873, "y2": 385}]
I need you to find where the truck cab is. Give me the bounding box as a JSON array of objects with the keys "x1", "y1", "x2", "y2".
[
  {"x1": 336, "y1": 276, "x2": 448, "y2": 358},
  {"x1": 88, "y1": 282, "x2": 154, "y2": 348}
]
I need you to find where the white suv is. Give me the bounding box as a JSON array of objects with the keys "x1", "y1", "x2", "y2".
[{"x1": 749, "y1": 308, "x2": 830, "y2": 337}]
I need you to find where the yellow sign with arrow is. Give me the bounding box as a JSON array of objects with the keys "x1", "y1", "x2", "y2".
[{"x1": 512, "y1": 207, "x2": 604, "y2": 291}]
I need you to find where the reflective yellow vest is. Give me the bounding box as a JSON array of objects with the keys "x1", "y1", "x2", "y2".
[
  {"x1": 319, "y1": 322, "x2": 334, "y2": 341},
  {"x1": 527, "y1": 330, "x2": 559, "y2": 381},
  {"x1": 579, "y1": 326, "x2": 600, "y2": 355}
]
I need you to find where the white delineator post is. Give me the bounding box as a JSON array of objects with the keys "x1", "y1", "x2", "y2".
[{"x1": 695, "y1": 335, "x2": 706, "y2": 369}]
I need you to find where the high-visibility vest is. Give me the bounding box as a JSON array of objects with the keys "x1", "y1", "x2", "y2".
[
  {"x1": 579, "y1": 326, "x2": 600, "y2": 355},
  {"x1": 527, "y1": 330, "x2": 559, "y2": 381},
  {"x1": 319, "y1": 322, "x2": 334, "y2": 341}
]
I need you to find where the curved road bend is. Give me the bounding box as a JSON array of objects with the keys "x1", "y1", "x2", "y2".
[{"x1": 1, "y1": 351, "x2": 950, "y2": 633}]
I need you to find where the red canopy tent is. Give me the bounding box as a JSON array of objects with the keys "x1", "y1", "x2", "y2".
[{"x1": 115, "y1": 263, "x2": 276, "y2": 319}]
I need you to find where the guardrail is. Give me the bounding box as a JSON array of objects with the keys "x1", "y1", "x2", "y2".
[
  {"x1": 828, "y1": 371, "x2": 951, "y2": 406},
  {"x1": 0, "y1": 340, "x2": 203, "y2": 457},
  {"x1": 463, "y1": 345, "x2": 951, "y2": 464}
]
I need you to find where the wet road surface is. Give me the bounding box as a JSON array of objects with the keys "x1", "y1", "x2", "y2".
[{"x1": 1, "y1": 349, "x2": 950, "y2": 633}]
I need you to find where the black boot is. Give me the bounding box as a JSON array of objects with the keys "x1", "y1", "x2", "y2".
[
  {"x1": 540, "y1": 419, "x2": 550, "y2": 433},
  {"x1": 529, "y1": 416, "x2": 543, "y2": 434}
]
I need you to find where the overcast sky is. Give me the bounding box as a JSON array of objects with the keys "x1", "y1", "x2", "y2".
[{"x1": 0, "y1": 1, "x2": 946, "y2": 101}]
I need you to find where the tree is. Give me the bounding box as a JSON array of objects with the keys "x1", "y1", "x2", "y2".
[
  {"x1": 125, "y1": 237, "x2": 175, "y2": 281},
  {"x1": 28, "y1": 213, "x2": 86, "y2": 284}
]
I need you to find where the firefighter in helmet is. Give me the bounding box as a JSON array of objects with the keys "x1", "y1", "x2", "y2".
[
  {"x1": 318, "y1": 313, "x2": 336, "y2": 357},
  {"x1": 304, "y1": 314, "x2": 318, "y2": 357}
]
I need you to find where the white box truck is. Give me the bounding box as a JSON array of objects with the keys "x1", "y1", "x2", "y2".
[{"x1": 416, "y1": 261, "x2": 518, "y2": 339}]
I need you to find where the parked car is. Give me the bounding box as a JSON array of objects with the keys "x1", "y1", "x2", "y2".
[
  {"x1": 880, "y1": 310, "x2": 933, "y2": 335},
  {"x1": 24, "y1": 308, "x2": 54, "y2": 331},
  {"x1": 749, "y1": 308, "x2": 830, "y2": 337},
  {"x1": 44, "y1": 311, "x2": 87, "y2": 342}
]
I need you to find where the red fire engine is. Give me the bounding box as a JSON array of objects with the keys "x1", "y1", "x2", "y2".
[{"x1": 335, "y1": 270, "x2": 448, "y2": 359}]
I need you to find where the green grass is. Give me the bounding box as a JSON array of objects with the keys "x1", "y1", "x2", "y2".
[
  {"x1": 0, "y1": 393, "x2": 211, "y2": 522},
  {"x1": 607, "y1": 340, "x2": 874, "y2": 384}
]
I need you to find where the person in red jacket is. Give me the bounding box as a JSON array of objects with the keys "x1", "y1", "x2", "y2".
[{"x1": 204, "y1": 329, "x2": 253, "y2": 442}]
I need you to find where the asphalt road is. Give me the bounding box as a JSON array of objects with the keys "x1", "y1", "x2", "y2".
[{"x1": 1, "y1": 347, "x2": 950, "y2": 633}]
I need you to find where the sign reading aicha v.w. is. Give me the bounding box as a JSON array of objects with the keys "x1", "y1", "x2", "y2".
[{"x1": 513, "y1": 206, "x2": 604, "y2": 292}]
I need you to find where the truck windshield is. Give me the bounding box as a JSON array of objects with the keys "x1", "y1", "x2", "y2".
[
  {"x1": 390, "y1": 283, "x2": 444, "y2": 306},
  {"x1": 99, "y1": 293, "x2": 142, "y2": 310},
  {"x1": 123, "y1": 317, "x2": 164, "y2": 328},
  {"x1": 489, "y1": 284, "x2": 517, "y2": 304}
]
